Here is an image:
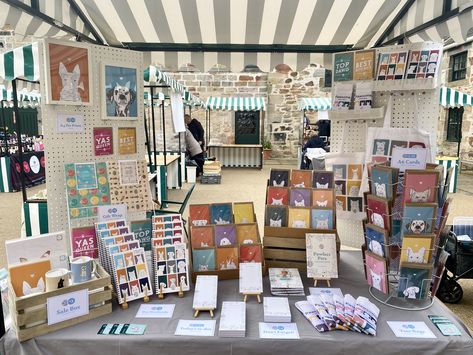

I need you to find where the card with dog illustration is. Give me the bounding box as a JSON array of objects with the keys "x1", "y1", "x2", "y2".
[
  {"x1": 236, "y1": 223, "x2": 260, "y2": 244},
  {"x1": 311, "y1": 209, "x2": 334, "y2": 230},
  {"x1": 153, "y1": 243, "x2": 189, "y2": 294},
  {"x1": 372, "y1": 139, "x2": 390, "y2": 157},
  {"x1": 365, "y1": 251, "x2": 388, "y2": 294},
  {"x1": 210, "y1": 203, "x2": 233, "y2": 225},
  {"x1": 290, "y1": 188, "x2": 311, "y2": 207},
  {"x1": 402, "y1": 203, "x2": 437, "y2": 236},
  {"x1": 215, "y1": 225, "x2": 237, "y2": 247},
  {"x1": 216, "y1": 247, "x2": 239, "y2": 270},
  {"x1": 401, "y1": 235, "x2": 434, "y2": 264},
  {"x1": 189, "y1": 204, "x2": 211, "y2": 227},
  {"x1": 403, "y1": 170, "x2": 439, "y2": 204},
  {"x1": 265, "y1": 206, "x2": 287, "y2": 227},
  {"x1": 233, "y1": 202, "x2": 255, "y2": 224},
  {"x1": 290, "y1": 170, "x2": 313, "y2": 188},
  {"x1": 312, "y1": 189, "x2": 335, "y2": 209},
  {"x1": 371, "y1": 165, "x2": 399, "y2": 201},
  {"x1": 313, "y1": 171, "x2": 334, "y2": 189},
  {"x1": 190, "y1": 226, "x2": 214, "y2": 248},
  {"x1": 239, "y1": 244, "x2": 263, "y2": 263},
  {"x1": 9, "y1": 259, "x2": 51, "y2": 297},
  {"x1": 306, "y1": 233, "x2": 338, "y2": 279},
  {"x1": 102, "y1": 63, "x2": 138, "y2": 120},
  {"x1": 266, "y1": 187, "x2": 289, "y2": 206},
  {"x1": 192, "y1": 248, "x2": 216, "y2": 272},
  {"x1": 269, "y1": 169, "x2": 290, "y2": 187},
  {"x1": 365, "y1": 224, "x2": 389, "y2": 258},
  {"x1": 366, "y1": 195, "x2": 391, "y2": 231},
  {"x1": 397, "y1": 263, "x2": 433, "y2": 300},
  {"x1": 117, "y1": 127, "x2": 137, "y2": 155},
  {"x1": 288, "y1": 208, "x2": 311, "y2": 229}
]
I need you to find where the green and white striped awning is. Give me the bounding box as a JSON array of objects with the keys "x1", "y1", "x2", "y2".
[
  {"x1": 440, "y1": 87, "x2": 473, "y2": 108},
  {"x1": 0, "y1": 86, "x2": 41, "y2": 105},
  {"x1": 205, "y1": 96, "x2": 266, "y2": 111},
  {"x1": 0, "y1": 43, "x2": 40, "y2": 82},
  {"x1": 298, "y1": 97, "x2": 332, "y2": 111}
]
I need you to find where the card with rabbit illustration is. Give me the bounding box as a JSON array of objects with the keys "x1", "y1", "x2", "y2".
[
  {"x1": 265, "y1": 206, "x2": 288, "y2": 228},
  {"x1": 288, "y1": 207, "x2": 311, "y2": 229},
  {"x1": 153, "y1": 243, "x2": 189, "y2": 294},
  {"x1": 289, "y1": 188, "x2": 312, "y2": 207},
  {"x1": 402, "y1": 170, "x2": 439, "y2": 204},
  {"x1": 370, "y1": 165, "x2": 399, "y2": 201},
  {"x1": 210, "y1": 203, "x2": 233, "y2": 225},
  {"x1": 233, "y1": 202, "x2": 255, "y2": 224},
  {"x1": 236, "y1": 223, "x2": 260, "y2": 245},
  {"x1": 364, "y1": 224, "x2": 389, "y2": 259},
  {"x1": 216, "y1": 247, "x2": 239, "y2": 271},
  {"x1": 313, "y1": 171, "x2": 334, "y2": 189},
  {"x1": 190, "y1": 226, "x2": 214, "y2": 248},
  {"x1": 266, "y1": 186, "x2": 289, "y2": 206},
  {"x1": 290, "y1": 170, "x2": 313, "y2": 188},
  {"x1": 397, "y1": 263, "x2": 433, "y2": 300},
  {"x1": 364, "y1": 251, "x2": 388, "y2": 294},
  {"x1": 189, "y1": 204, "x2": 211, "y2": 227},
  {"x1": 214, "y1": 224, "x2": 237, "y2": 247},
  {"x1": 366, "y1": 195, "x2": 391, "y2": 231},
  {"x1": 269, "y1": 169, "x2": 290, "y2": 187},
  {"x1": 400, "y1": 235, "x2": 434, "y2": 264}
]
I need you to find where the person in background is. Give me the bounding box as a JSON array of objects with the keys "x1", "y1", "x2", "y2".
[
  {"x1": 184, "y1": 114, "x2": 205, "y2": 152},
  {"x1": 185, "y1": 128, "x2": 205, "y2": 176},
  {"x1": 300, "y1": 130, "x2": 326, "y2": 169}
]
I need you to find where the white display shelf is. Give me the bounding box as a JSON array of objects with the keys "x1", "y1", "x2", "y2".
[{"x1": 329, "y1": 107, "x2": 385, "y2": 121}]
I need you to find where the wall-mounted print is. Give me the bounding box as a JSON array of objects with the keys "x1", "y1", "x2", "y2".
[
  {"x1": 402, "y1": 203, "x2": 437, "y2": 236},
  {"x1": 313, "y1": 171, "x2": 334, "y2": 189},
  {"x1": 265, "y1": 206, "x2": 287, "y2": 227},
  {"x1": 102, "y1": 63, "x2": 138, "y2": 119},
  {"x1": 406, "y1": 49, "x2": 440, "y2": 79},
  {"x1": 290, "y1": 170, "x2": 313, "y2": 188},
  {"x1": 267, "y1": 186, "x2": 289, "y2": 206},
  {"x1": 365, "y1": 251, "x2": 388, "y2": 294},
  {"x1": 333, "y1": 52, "x2": 354, "y2": 82},
  {"x1": 290, "y1": 188, "x2": 311, "y2": 207},
  {"x1": 312, "y1": 189, "x2": 335, "y2": 209},
  {"x1": 93, "y1": 127, "x2": 113, "y2": 156},
  {"x1": 118, "y1": 127, "x2": 137, "y2": 155},
  {"x1": 398, "y1": 263, "x2": 432, "y2": 300},
  {"x1": 366, "y1": 195, "x2": 390, "y2": 230},
  {"x1": 44, "y1": 39, "x2": 92, "y2": 105},
  {"x1": 403, "y1": 170, "x2": 439, "y2": 204},
  {"x1": 269, "y1": 169, "x2": 290, "y2": 187},
  {"x1": 400, "y1": 234, "x2": 435, "y2": 264}
]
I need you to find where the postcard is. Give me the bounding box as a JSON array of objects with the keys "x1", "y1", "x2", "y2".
[
  {"x1": 400, "y1": 235, "x2": 435, "y2": 264},
  {"x1": 265, "y1": 206, "x2": 287, "y2": 227},
  {"x1": 311, "y1": 209, "x2": 334, "y2": 229},
  {"x1": 189, "y1": 204, "x2": 211, "y2": 227},
  {"x1": 239, "y1": 244, "x2": 262, "y2": 263},
  {"x1": 403, "y1": 170, "x2": 439, "y2": 204},
  {"x1": 366, "y1": 195, "x2": 391, "y2": 230},
  {"x1": 402, "y1": 203, "x2": 437, "y2": 235},
  {"x1": 365, "y1": 223, "x2": 389, "y2": 258},
  {"x1": 371, "y1": 165, "x2": 399, "y2": 201}
]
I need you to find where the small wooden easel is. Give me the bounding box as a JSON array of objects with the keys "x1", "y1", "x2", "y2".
[
  {"x1": 143, "y1": 287, "x2": 150, "y2": 302},
  {"x1": 158, "y1": 284, "x2": 164, "y2": 299},
  {"x1": 313, "y1": 278, "x2": 331, "y2": 287},
  {"x1": 178, "y1": 282, "x2": 185, "y2": 298},
  {"x1": 193, "y1": 307, "x2": 215, "y2": 318},
  {"x1": 121, "y1": 293, "x2": 129, "y2": 310},
  {"x1": 242, "y1": 292, "x2": 262, "y2": 303}
]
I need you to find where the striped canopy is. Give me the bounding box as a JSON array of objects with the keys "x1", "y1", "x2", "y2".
[
  {"x1": 1, "y1": 88, "x2": 41, "y2": 104},
  {"x1": 0, "y1": 43, "x2": 40, "y2": 82},
  {"x1": 205, "y1": 97, "x2": 266, "y2": 111},
  {"x1": 440, "y1": 87, "x2": 473, "y2": 108},
  {"x1": 298, "y1": 98, "x2": 332, "y2": 111}
]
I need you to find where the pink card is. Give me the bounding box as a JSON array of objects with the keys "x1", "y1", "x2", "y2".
[
  {"x1": 365, "y1": 251, "x2": 388, "y2": 294},
  {"x1": 93, "y1": 127, "x2": 113, "y2": 156},
  {"x1": 71, "y1": 226, "x2": 98, "y2": 258}
]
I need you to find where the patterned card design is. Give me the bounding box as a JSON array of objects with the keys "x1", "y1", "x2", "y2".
[{"x1": 153, "y1": 243, "x2": 190, "y2": 294}]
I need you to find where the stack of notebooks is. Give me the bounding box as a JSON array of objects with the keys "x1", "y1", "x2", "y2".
[
  {"x1": 268, "y1": 268, "x2": 305, "y2": 296},
  {"x1": 203, "y1": 161, "x2": 221, "y2": 175},
  {"x1": 263, "y1": 297, "x2": 291, "y2": 323},
  {"x1": 218, "y1": 301, "x2": 246, "y2": 337}
]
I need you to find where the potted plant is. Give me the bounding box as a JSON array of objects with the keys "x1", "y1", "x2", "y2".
[{"x1": 262, "y1": 136, "x2": 272, "y2": 160}]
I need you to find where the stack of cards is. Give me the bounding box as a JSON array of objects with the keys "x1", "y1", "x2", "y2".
[
  {"x1": 218, "y1": 301, "x2": 246, "y2": 337},
  {"x1": 263, "y1": 297, "x2": 291, "y2": 323},
  {"x1": 428, "y1": 315, "x2": 461, "y2": 336},
  {"x1": 98, "y1": 323, "x2": 147, "y2": 335},
  {"x1": 268, "y1": 268, "x2": 304, "y2": 296}
]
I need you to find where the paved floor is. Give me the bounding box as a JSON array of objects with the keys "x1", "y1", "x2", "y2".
[{"x1": 1, "y1": 160, "x2": 473, "y2": 330}]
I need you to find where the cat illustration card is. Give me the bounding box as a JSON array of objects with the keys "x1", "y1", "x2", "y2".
[
  {"x1": 335, "y1": 196, "x2": 346, "y2": 212},
  {"x1": 333, "y1": 165, "x2": 346, "y2": 180},
  {"x1": 266, "y1": 187, "x2": 289, "y2": 206},
  {"x1": 334, "y1": 180, "x2": 346, "y2": 196},
  {"x1": 214, "y1": 224, "x2": 237, "y2": 247},
  {"x1": 210, "y1": 203, "x2": 233, "y2": 224},
  {"x1": 313, "y1": 171, "x2": 334, "y2": 189},
  {"x1": 397, "y1": 263, "x2": 433, "y2": 300},
  {"x1": 365, "y1": 224, "x2": 389, "y2": 258},
  {"x1": 347, "y1": 197, "x2": 363, "y2": 213},
  {"x1": 312, "y1": 189, "x2": 335, "y2": 209},
  {"x1": 402, "y1": 203, "x2": 437, "y2": 236},
  {"x1": 270, "y1": 169, "x2": 290, "y2": 187},
  {"x1": 366, "y1": 195, "x2": 391, "y2": 230},
  {"x1": 346, "y1": 181, "x2": 361, "y2": 197},
  {"x1": 370, "y1": 165, "x2": 399, "y2": 201},
  {"x1": 236, "y1": 223, "x2": 260, "y2": 244},
  {"x1": 239, "y1": 244, "x2": 263, "y2": 263},
  {"x1": 400, "y1": 235, "x2": 434, "y2": 264},
  {"x1": 190, "y1": 226, "x2": 214, "y2": 248},
  {"x1": 189, "y1": 204, "x2": 211, "y2": 227},
  {"x1": 311, "y1": 209, "x2": 334, "y2": 230},
  {"x1": 372, "y1": 139, "x2": 389, "y2": 157},
  {"x1": 192, "y1": 248, "x2": 216, "y2": 272},
  {"x1": 288, "y1": 207, "x2": 311, "y2": 229},
  {"x1": 233, "y1": 202, "x2": 255, "y2": 224},
  {"x1": 9, "y1": 259, "x2": 51, "y2": 297},
  {"x1": 265, "y1": 206, "x2": 287, "y2": 227},
  {"x1": 289, "y1": 188, "x2": 311, "y2": 207},
  {"x1": 389, "y1": 140, "x2": 408, "y2": 156},
  {"x1": 216, "y1": 247, "x2": 239, "y2": 270},
  {"x1": 347, "y1": 164, "x2": 362, "y2": 180},
  {"x1": 403, "y1": 170, "x2": 439, "y2": 204},
  {"x1": 290, "y1": 170, "x2": 312, "y2": 188},
  {"x1": 365, "y1": 251, "x2": 388, "y2": 294}
]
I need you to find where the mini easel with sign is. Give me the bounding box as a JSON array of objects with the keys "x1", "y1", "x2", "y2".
[
  {"x1": 144, "y1": 287, "x2": 150, "y2": 302},
  {"x1": 193, "y1": 307, "x2": 215, "y2": 318},
  {"x1": 178, "y1": 281, "x2": 185, "y2": 298},
  {"x1": 313, "y1": 278, "x2": 331, "y2": 287},
  {"x1": 242, "y1": 292, "x2": 262, "y2": 303}
]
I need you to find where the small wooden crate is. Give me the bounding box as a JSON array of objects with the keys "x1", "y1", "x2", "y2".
[
  {"x1": 201, "y1": 174, "x2": 221, "y2": 184},
  {"x1": 10, "y1": 264, "x2": 112, "y2": 342}
]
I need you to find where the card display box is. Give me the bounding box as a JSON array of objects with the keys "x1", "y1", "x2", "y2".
[{"x1": 9, "y1": 264, "x2": 112, "y2": 342}]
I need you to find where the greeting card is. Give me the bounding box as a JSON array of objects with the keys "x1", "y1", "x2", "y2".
[
  {"x1": 192, "y1": 248, "x2": 216, "y2": 272},
  {"x1": 189, "y1": 204, "x2": 211, "y2": 227},
  {"x1": 289, "y1": 188, "x2": 311, "y2": 207},
  {"x1": 210, "y1": 203, "x2": 233, "y2": 224},
  {"x1": 214, "y1": 225, "x2": 237, "y2": 247},
  {"x1": 269, "y1": 169, "x2": 290, "y2": 187},
  {"x1": 365, "y1": 224, "x2": 389, "y2": 258},
  {"x1": 236, "y1": 223, "x2": 259, "y2": 244},
  {"x1": 288, "y1": 208, "x2": 311, "y2": 229},
  {"x1": 312, "y1": 189, "x2": 335, "y2": 208},
  {"x1": 93, "y1": 127, "x2": 113, "y2": 156},
  {"x1": 313, "y1": 171, "x2": 334, "y2": 189},
  {"x1": 265, "y1": 206, "x2": 287, "y2": 227},
  {"x1": 290, "y1": 170, "x2": 313, "y2": 188},
  {"x1": 233, "y1": 202, "x2": 255, "y2": 224},
  {"x1": 366, "y1": 195, "x2": 390, "y2": 230},
  {"x1": 403, "y1": 170, "x2": 439, "y2": 204},
  {"x1": 117, "y1": 127, "x2": 137, "y2": 155},
  {"x1": 311, "y1": 209, "x2": 334, "y2": 230},
  {"x1": 9, "y1": 259, "x2": 51, "y2": 297},
  {"x1": 191, "y1": 226, "x2": 214, "y2": 248},
  {"x1": 400, "y1": 235, "x2": 434, "y2": 264},
  {"x1": 216, "y1": 247, "x2": 239, "y2": 270},
  {"x1": 267, "y1": 186, "x2": 289, "y2": 206},
  {"x1": 239, "y1": 244, "x2": 263, "y2": 263},
  {"x1": 370, "y1": 165, "x2": 399, "y2": 201},
  {"x1": 365, "y1": 251, "x2": 388, "y2": 294},
  {"x1": 402, "y1": 203, "x2": 437, "y2": 236},
  {"x1": 354, "y1": 50, "x2": 375, "y2": 80},
  {"x1": 398, "y1": 263, "x2": 433, "y2": 300},
  {"x1": 71, "y1": 226, "x2": 98, "y2": 259}
]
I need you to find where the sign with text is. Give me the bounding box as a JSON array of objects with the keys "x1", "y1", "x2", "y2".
[
  {"x1": 71, "y1": 226, "x2": 98, "y2": 258},
  {"x1": 391, "y1": 148, "x2": 427, "y2": 172},
  {"x1": 97, "y1": 204, "x2": 128, "y2": 222},
  {"x1": 47, "y1": 289, "x2": 89, "y2": 325},
  {"x1": 354, "y1": 50, "x2": 375, "y2": 80},
  {"x1": 333, "y1": 52, "x2": 353, "y2": 82},
  {"x1": 118, "y1": 127, "x2": 137, "y2": 155},
  {"x1": 130, "y1": 219, "x2": 152, "y2": 251},
  {"x1": 93, "y1": 127, "x2": 113, "y2": 156},
  {"x1": 57, "y1": 113, "x2": 84, "y2": 133}
]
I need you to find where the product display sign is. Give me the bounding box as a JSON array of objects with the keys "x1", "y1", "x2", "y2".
[{"x1": 333, "y1": 52, "x2": 354, "y2": 81}]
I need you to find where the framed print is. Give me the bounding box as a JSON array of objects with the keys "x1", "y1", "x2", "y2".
[
  {"x1": 365, "y1": 251, "x2": 388, "y2": 294},
  {"x1": 118, "y1": 127, "x2": 137, "y2": 155},
  {"x1": 102, "y1": 63, "x2": 138, "y2": 119},
  {"x1": 365, "y1": 223, "x2": 389, "y2": 258},
  {"x1": 192, "y1": 248, "x2": 216, "y2": 272},
  {"x1": 402, "y1": 203, "x2": 437, "y2": 236},
  {"x1": 306, "y1": 232, "x2": 338, "y2": 279},
  {"x1": 289, "y1": 188, "x2": 311, "y2": 207},
  {"x1": 290, "y1": 170, "x2": 313, "y2": 188},
  {"x1": 118, "y1": 160, "x2": 139, "y2": 186},
  {"x1": 210, "y1": 203, "x2": 233, "y2": 224},
  {"x1": 403, "y1": 170, "x2": 439, "y2": 204},
  {"x1": 93, "y1": 127, "x2": 113, "y2": 156},
  {"x1": 189, "y1": 204, "x2": 211, "y2": 227},
  {"x1": 239, "y1": 244, "x2": 262, "y2": 263},
  {"x1": 398, "y1": 263, "x2": 433, "y2": 300},
  {"x1": 400, "y1": 234, "x2": 435, "y2": 264},
  {"x1": 312, "y1": 189, "x2": 335, "y2": 208},
  {"x1": 366, "y1": 195, "x2": 391, "y2": 230},
  {"x1": 269, "y1": 169, "x2": 290, "y2": 187},
  {"x1": 288, "y1": 207, "x2": 311, "y2": 229},
  {"x1": 216, "y1": 247, "x2": 239, "y2": 270},
  {"x1": 214, "y1": 225, "x2": 237, "y2": 247},
  {"x1": 236, "y1": 223, "x2": 259, "y2": 244},
  {"x1": 190, "y1": 226, "x2": 214, "y2": 248},
  {"x1": 265, "y1": 206, "x2": 287, "y2": 227},
  {"x1": 43, "y1": 39, "x2": 92, "y2": 105},
  {"x1": 266, "y1": 187, "x2": 289, "y2": 206},
  {"x1": 313, "y1": 171, "x2": 334, "y2": 189},
  {"x1": 233, "y1": 202, "x2": 255, "y2": 224},
  {"x1": 311, "y1": 208, "x2": 334, "y2": 229},
  {"x1": 370, "y1": 165, "x2": 399, "y2": 201}
]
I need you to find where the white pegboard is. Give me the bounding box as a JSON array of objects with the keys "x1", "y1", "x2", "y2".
[{"x1": 39, "y1": 41, "x2": 146, "y2": 235}]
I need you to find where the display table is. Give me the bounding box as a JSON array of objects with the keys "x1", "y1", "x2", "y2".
[
  {"x1": 2, "y1": 252, "x2": 471, "y2": 355},
  {"x1": 208, "y1": 144, "x2": 263, "y2": 169},
  {"x1": 0, "y1": 151, "x2": 45, "y2": 192}
]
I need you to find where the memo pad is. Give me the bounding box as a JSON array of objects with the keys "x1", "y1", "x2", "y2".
[{"x1": 193, "y1": 275, "x2": 218, "y2": 309}]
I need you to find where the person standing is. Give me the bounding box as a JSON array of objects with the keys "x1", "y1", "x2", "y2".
[
  {"x1": 185, "y1": 128, "x2": 204, "y2": 175},
  {"x1": 184, "y1": 114, "x2": 205, "y2": 151}
]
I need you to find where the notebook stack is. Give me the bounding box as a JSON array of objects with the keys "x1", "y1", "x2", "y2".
[
  {"x1": 218, "y1": 301, "x2": 246, "y2": 337},
  {"x1": 268, "y1": 268, "x2": 305, "y2": 296},
  {"x1": 263, "y1": 297, "x2": 291, "y2": 323}
]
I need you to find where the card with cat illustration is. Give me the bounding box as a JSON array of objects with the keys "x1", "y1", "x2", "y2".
[
  {"x1": 269, "y1": 169, "x2": 290, "y2": 187},
  {"x1": 190, "y1": 226, "x2": 214, "y2": 248},
  {"x1": 288, "y1": 207, "x2": 311, "y2": 229},
  {"x1": 402, "y1": 203, "x2": 437, "y2": 236},
  {"x1": 192, "y1": 248, "x2": 216, "y2": 272},
  {"x1": 210, "y1": 203, "x2": 233, "y2": 225},
  {"x1": 346, "y1": 181, "x2": 361, "y2": 197},
  {"x1": 389, "y1": 140, "x2": 408, "y2": 156},
  {"x1": 239, "y1": 244, "x2": 263, "y2": 263},
  {"x1": 290, "y1": 169, "x2": 313, "y2": 188},
  {"x1": 312, "y1": 189, "x2": 335, "y2": 209},
  {"x1": 372, "y1": 139, "x2": 390, "y2": 157},
  {"x1": 370, "y1": 165, "x2": 399, "y2": 201},
  {"x1": 153, "y1": 243, "x2": 189, "y2": 294},
  {"x1": 313, "y1": 171, "x2": 334, "y2": 189},
  {"x1": 400, "y1": 235, "x2": 434, "y2": 264},
  {"x1": 335, "y1": 196, "x2": 346, "y2": 212},
  {"x1": 334, "y1": 180, "x2": 346, "y2": 196},
  {"x1": 289, "y1": 188, "x2": 311, "y2": 207},
  {"x1": 216, "y1": 247, "x2": 239, "y2": 271},
  {"x1": 215, "y1": 224, "x2": 237, "y2": 247},
  {"x1": 347, "y1": 164, "x2": 362, "y2": 180},
  {"x1": 233, "y1": 202, "x2": 255, "y2": 224},
  {"x1": 365, "y1": 224, "x2": 389, "y2": 258},
  {"x1": 347, "y1": 197, "x2": 363, "y2": 214},
  {"x1": 265, "y1": 206, "x2": 287, "y2": 227},
  {"x1": 332, "y1": 165, "x2": 346, "y2": 180},
  {"x1": 311, "y1": 208, "x2": 335, "y2": 230},
  {"x1": 397, "y1": 263, "x2": 433, "y2": 300},
  {"x1": 236, "y1": 223, "x2": 260, "y2": 244},
  {"x1": 366, "y1": 195, "x2": 391, "y2": 231},
  {"x1": 9, "y1": 259, "x2": 51, "y2": 297},
  {"x1": 95, "y1": 219, "x2": 127, "y2": 232},
  {"x1": 266, "y1": 186, "x2": 289, "y2": 206},
  {"x1": 403, "y1": 170, "x2": 439, "y2": 204},
  {"x1": 365, "y1": 251, "x2": 388, "y2": 294},
  {"x1": 189, "y1": 204, "x2": 211, "y2": 227}
]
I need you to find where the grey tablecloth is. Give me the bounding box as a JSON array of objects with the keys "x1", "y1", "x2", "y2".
[{"x1": 2, "y1": 251, "x2": 472, "y2": 355}]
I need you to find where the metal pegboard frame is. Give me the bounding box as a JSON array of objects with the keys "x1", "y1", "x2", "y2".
[{"x1": 39, "y1": 41, "x2": 146, "y2": 236}]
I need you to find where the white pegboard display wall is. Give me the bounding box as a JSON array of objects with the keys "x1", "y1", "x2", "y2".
[{"x1": 40, "y1": 41, "x2": 146, "y2": 235}]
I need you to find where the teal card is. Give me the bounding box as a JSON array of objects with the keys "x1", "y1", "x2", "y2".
[
  {"x1": 125, "y1": 324, "x2": 147, "y2": 335},
  {"x1": 131, "y1": 219, "x2": 152, "y2": 251},
  {"x1": 75, "y1": 163, "x2": 98, "y2": 190},
  {"x1": 333, "y1": 52, "x2": 354, "y2": 81}
]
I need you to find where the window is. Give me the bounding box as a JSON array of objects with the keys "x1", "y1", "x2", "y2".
[
  {"x1": 451, "y1": 51, "x2": 467, "y2": 81},
  {"x1": 447, "y1": 107, "x2": 463, "y2": 142}
]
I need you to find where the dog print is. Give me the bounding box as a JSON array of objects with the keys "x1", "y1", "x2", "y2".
[
  {"x1": 406, "y1": 220, "x2": 428, "y2": 234},
  {"x1": 370, "y1": 271, "x2": 382, "y2": 290},
  {"x1": 374, "y1": 141, "x2": 386, "y2": 155},
  {"x1": 371, "y1": 213, "x2": 384, "y2": 228},
  {"x1": 375, "y1": 183, "x2": 387, "y2": 198},
  {"x1": 107, "y1": 82, "x2": 136, "y2": 117},
  {"x1": 403, "y1": 286, "x2": 419, "y2": 299},
  {"x1": 59, "y1": 62, "x2": 82, "y2": 102}
]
